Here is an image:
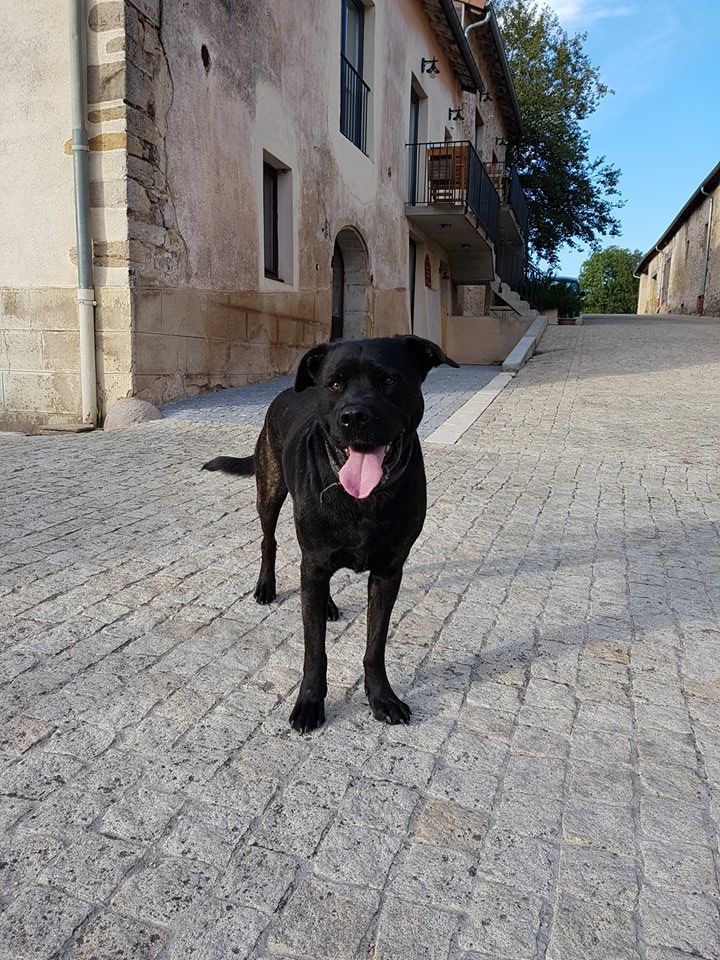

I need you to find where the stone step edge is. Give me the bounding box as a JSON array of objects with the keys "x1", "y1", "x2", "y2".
[
  {"x1": 424, "y1": 371, "x2": 515, "y2": 445},
  {"x1": 502, "y1": 314, "x2": 548, "y2": 373}
]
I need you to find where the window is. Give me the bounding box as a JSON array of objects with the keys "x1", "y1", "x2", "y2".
[
  {"x1": 342, "y1": 0, "x2": 363, "y2": 71},
  {"x1": 263, "y1": 154, "x2": 294, "y2": 284},
  {"x1": 474, "y1": 111, "x2": 484, "y2": 158},
  {"x1": 340, "y1": 0, "x2": 369, "y2": 152},
  {"x1": 263, "y1": 163, "x2": 279, "y2": 279},
  {"x1": 408, "y1": 88, "x2": 420, "y2": 203}
]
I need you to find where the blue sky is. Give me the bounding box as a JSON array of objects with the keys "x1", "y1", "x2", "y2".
[{"x1": 539, "y1": 0, "x2": 720, "y2": 277}]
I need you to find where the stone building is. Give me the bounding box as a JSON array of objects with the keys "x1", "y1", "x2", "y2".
[
  {"x1": 0, "y1": 0, "x2": 531, "y2": 431},
  {"x1": 636, "y1": 161, "x2": 720, "y2": 316}
]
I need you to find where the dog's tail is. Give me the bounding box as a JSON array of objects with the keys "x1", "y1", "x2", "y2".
[{"x1": 201, "y1": 455, "x2": 255, "y2": 476}]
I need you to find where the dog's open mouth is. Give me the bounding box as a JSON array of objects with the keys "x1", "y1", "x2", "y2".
[{"x1": 331, "y1": 435, "x2": 404, "y2": 499}]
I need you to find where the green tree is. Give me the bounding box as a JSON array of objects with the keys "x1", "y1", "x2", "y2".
[
  {"x1": 578, "y1": 246, "x2": 642, "y2": 314},
  {"x1": 496, "y1": 0, "x2": 623, "y2": 266}
]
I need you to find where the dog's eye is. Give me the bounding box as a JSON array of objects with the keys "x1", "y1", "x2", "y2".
[
  {"x1": 329, "y1": 381, "x2": 342, "y2": 392},
  {"x1": 384, "y1": 376, "x2": 395, "y2": 386}
]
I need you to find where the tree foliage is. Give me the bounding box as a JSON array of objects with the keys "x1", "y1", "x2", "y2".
[
  {"x1": 578, "y1": 246, "x2": 642, "y2": 314},
  {"x1": 496, "y1": 0, "x2": 623, "y2": 266},
  {"x1": 535, "y1": 279, "x2": 584, "y2": 317}
]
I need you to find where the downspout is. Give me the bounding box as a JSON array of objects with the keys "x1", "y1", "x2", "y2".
[
  {"x1": 654, "y1": 244, "x2": 663, "y2": 313},
  {"x1": 699, "y1": 185, "x2": 714, "y2": 315},
  {"x1": 68, "y1": 0, "x2": 97, "y2": 425},
  {"x1": 464, "y1": 3, "x2": 493, "y2": 41}
]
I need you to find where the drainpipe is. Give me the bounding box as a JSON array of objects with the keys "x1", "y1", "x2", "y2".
[
  {"x1": 654, "y1": 244, "x2": 663, "y2": 313},
  {"x1": 68, "y1": 0, "x2": 97, "y2": 425},
  {"x1": 464, "y1": 2, "x2": 493, "y2": 41},
  {"x1": 699, "y1": 185, "x2": 714, "y2": 316}
]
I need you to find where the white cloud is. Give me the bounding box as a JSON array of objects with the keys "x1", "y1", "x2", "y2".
[{"x1": 540, "y1": 0, "x2": 635, "y2": 25}]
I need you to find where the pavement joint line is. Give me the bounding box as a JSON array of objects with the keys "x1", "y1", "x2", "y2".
[{"x1": 424, "y1": 371, "x2": 515, "y2": 445}]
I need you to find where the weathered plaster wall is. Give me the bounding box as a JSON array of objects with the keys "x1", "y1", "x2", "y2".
[
  {"x1": 123, "y1": 0, "x2": 480, "y2": 403},
  {"x1": 444, "y1": 312, "x2": 531, "y2": 364},
  {"x1": 0, "y1": 0, "x2": 132, "y2": 430},
  {"x1": 638, "y1": 181, "x2": 720, "y2": 317}
]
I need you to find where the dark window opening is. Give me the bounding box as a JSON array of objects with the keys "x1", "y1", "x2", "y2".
[
  {"x1": 340, "y1": 0, "x2": 369, "y2": 153},
  {"x1": 474, "y1": 110, "x2": 484, "y2": 158},
  {"x1": 342, "y1": 0, "x2": 364, "y2": 71},
  {"x1": 263, "y1": 163, "x2": 279, "y2": 280},
  {"x1": 408, "y1": 88, "x2": 420, "y2": 203}
]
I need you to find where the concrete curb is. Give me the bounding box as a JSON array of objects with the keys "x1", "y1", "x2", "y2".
[
  {"x1": 425, "y1": 371, "x2": 515, "y2": 445},
  {"x1": 502, "y1": 314, "x2": 548, "y2": 372}
]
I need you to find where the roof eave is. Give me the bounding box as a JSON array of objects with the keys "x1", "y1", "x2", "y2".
[
  {"x1": 488, "y1": 6, "x2": 523, "y2": 140},
  {"x1": 437, "y1": 0, "x2": 486, "y2": 93},
  {"x1": 636, "y1": 160, "x2": 720, "y2": 274}
]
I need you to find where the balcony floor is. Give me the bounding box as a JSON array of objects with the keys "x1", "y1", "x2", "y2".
[{"x1": 405, "y1": 204, "x2": 495, "y2": 284}]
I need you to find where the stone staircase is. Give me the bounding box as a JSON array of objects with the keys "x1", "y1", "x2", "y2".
[
  {"x1": 490, "y1": 277, "x2": 539, "y2": 322},
  {"x1": 488, "y1": 276, "x2": 548, "y2": 373}
]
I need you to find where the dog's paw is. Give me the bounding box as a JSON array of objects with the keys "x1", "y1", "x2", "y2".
[
  {"x1": 253, "y1": 577, "x2": 276, "y2": 605},
  {"x1": 289, "y1": 696, "x2": 325, "y2": 734},
  {"x1": 326, "y1": 597, "x2": 340, "y2": 621},
  {"x1": 368, "y1": 690, "x2": 412, "y2": 725}
]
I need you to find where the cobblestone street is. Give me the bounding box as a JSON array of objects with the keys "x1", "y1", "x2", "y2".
[
  {"x1": 1, "y1": 316, "x2": 720, "y2": 959},
  {"x1": 160, "y1": 363, "x2": 500, "y2": 440}
]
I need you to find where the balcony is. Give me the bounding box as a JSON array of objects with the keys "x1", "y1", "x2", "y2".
[
  {"x1": 340, "y1": 55, "x2": 370, "y2": 154},
  {"x1": 405, "y1": 140, "x2": 500, "y2": 284},
  {"x1": 485, "y1": 162, "x2": 529, "y2": 246}
]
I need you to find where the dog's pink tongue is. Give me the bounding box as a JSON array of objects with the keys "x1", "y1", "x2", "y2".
[{"x1": 338, "y1": 446, "x2": 385, "y2": 499}]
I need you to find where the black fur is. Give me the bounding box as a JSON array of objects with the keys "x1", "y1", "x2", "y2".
[
  {"x1": 202, "y1": 455, "x2": 255, "y2": 475},
  {"x1": 203, "y1": 335, "x2": 458, "y2": 732}
]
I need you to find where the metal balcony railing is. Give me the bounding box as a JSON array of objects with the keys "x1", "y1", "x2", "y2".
[
  {"x1": 340, "y1": 55, "x2": 370, "y2": 154},
  {"x1": 496, "y1": 240, "x2": 545, "y2": 308},
  {"x1": 406, "y1": 140, "x2": 500, "y2": 245},
  {"x1": 485, "y1": 162, "x2": 529, "y2": 240},
  {"x1": 496, "y1": 240, "x2": 524, "y2": 290}
]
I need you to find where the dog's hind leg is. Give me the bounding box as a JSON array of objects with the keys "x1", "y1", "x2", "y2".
[
  {"x1": 326, "y1": 595, "x2": 340, "y2": 621},
  {"x1": 253, "y1": 424, "x2": 287, "y2": 605}
]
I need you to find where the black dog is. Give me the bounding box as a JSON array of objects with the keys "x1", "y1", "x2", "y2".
[{"x1": 203, "y1": 335, "x2": 458, "y2": 732}]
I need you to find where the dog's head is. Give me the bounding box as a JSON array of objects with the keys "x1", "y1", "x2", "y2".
[{"x1": 294, "y1": 336, "x2": 459, "y2": 499}]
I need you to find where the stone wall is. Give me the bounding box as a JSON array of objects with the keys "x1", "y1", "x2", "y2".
[
  {"x1": 0, "y1": 0, "x2": 133, "y2": 431},
  {"x1": 0, "y1": 287, "x2": 132, "y2": 433},
  {"x1": 637, "y1": 178, "x2": 720, "y2": 316}
]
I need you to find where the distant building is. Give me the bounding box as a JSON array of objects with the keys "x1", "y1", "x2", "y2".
[
  {"x1": 636, "y1": 162, "x2": 719, "y2": 316},
  {"x1": 1, "y1": 0, "x2": 535, "y2": 432}
]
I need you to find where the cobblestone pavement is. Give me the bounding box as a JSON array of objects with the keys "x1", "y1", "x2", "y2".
[
  {"x1": 161, "y1": 363, "x2": 500, "y2": 439},
  {"x1": 1, "y1": 316, "x2": 720, "y2": 959}
]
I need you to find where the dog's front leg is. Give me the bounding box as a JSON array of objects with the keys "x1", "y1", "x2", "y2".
[
  {"x1": 364, "y1": 569, "x2": 411, "y2": 724},
  {"x1": 289, "y1": 559, "x2": 330, "y2": 733}
]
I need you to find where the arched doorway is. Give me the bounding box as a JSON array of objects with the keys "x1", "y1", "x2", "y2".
[{"x1": 330, "y1": 227, "x2": 370, "y2": 340}]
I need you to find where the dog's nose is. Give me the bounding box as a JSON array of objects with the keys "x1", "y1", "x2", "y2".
[{"x1": 339, "y1": 405, "x2": 371, "y2": 431}]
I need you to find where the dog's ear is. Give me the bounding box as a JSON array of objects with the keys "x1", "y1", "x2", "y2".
[
  {"x1": 401, "y1": 335, "x2": 460, "y2": 380},
  {"x1": 294, "y1": 343, "x2": 329, "y2": 391}
]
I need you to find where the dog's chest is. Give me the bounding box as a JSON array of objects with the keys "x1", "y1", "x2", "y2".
[{"x1": 296, "y1": 494, "x2": 424, "y2": 572}]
